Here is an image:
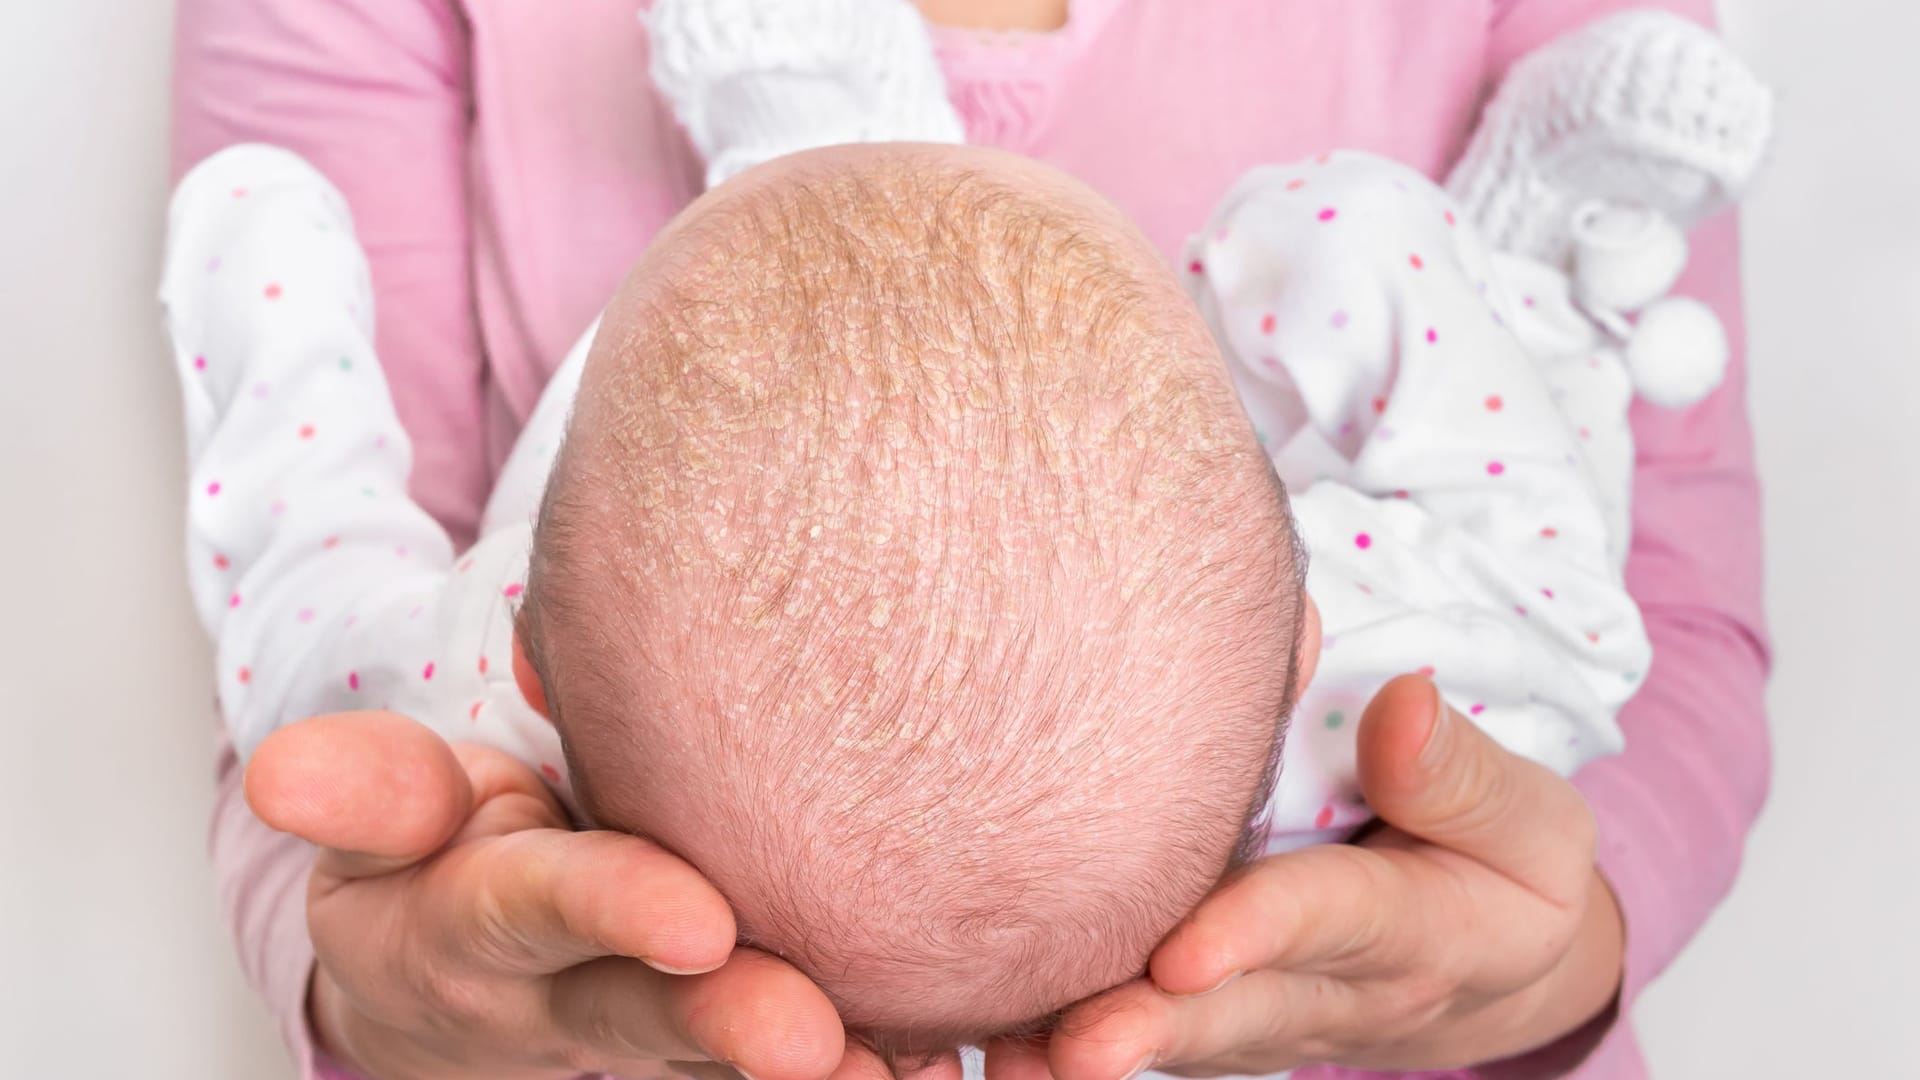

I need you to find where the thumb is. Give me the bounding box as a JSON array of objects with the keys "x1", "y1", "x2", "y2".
[
  {"x1": 245, "y1": 711, "x2": 474, "y2": 881},
  {"x1": 1355, "y1": 675, "x2": 1596, "y2": 900}
]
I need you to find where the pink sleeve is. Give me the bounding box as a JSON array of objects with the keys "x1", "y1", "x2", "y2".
[
  {"x1": 174, "y1": 2, "x2": 483, "y2": 1075},
  {"x1": 1475, "y1": 2, "x2": 1773, "y2": 1076},
  {"x1": 172, "y1": 0, "x2": 489, "y2": 544},
  {"x1": 208, "y1": 733, "x2": 330, "y2": 1079}
]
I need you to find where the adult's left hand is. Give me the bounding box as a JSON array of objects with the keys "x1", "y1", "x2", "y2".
[{"x1": 987, "y1": 674, "x2": 1625, "y2": 1078}]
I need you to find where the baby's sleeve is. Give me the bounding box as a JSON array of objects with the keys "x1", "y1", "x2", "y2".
[
  {"x1": 161, "y1": 145, "x2": 459, "y2": 759},
  {"x1": 1187, "y1": 153, "x2": 1650, "y2": 843}
]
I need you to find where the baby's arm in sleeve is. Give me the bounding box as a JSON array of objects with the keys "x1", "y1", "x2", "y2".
[
  {"x1": 1188, "y1": 153, "x2": 1650, "y2": 842},
  {"x1": 161, "y1": 145, "x2": 460, "y2": 760}
]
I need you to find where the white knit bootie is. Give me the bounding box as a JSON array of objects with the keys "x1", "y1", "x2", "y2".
[
  {"x1": 1446, "y1": 9, "x2": 1774, "y2": 268},
  {"x1": 647, "y1": 0, "x2": 965, "y2": 189}
]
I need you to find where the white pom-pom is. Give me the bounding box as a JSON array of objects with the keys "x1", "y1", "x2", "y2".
[
  {"x1": 1627, "y1": 298, "x2": 1729, "y2": 408},
  {"x1": 1572, "y1": 201, "x2": 1689, "y2": 313}
]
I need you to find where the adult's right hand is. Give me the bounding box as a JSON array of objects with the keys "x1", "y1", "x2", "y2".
[{"x1": 246, "y1": 711, "x2": 872, "y2": 1080}]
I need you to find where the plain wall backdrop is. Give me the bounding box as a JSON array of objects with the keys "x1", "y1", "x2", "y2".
[{"x1": 0, "y1": 1, "x2": 1911, "y2": 1076}]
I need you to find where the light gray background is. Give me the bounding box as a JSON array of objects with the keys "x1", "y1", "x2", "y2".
[{"x1": 0, "y1": 1, "x2": 1912, "y2": 1075}]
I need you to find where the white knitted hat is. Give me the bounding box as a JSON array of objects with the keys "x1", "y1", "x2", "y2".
[
  {"x1": 647, "y1": 0, "x2": 965, "y2": 189},
  {"x1": 1446, "y1": 10, "x2": 1774, "y2": 268}
]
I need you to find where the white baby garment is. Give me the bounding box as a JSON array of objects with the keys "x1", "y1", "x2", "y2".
[
  {"x1": 1183, "y1": 153, "x2": 1651, "y2": 848},
  {"x1": 161, "y1": 145, "x2": 579, "y2": 799}
]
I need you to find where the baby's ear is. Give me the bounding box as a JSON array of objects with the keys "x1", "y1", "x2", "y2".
[
  {"x1": 512, "y1": 631, "x2": 552, "y2": 721},
  {"x1": 1295, "y1": 593, "x2": 1323, "y2": 697}
]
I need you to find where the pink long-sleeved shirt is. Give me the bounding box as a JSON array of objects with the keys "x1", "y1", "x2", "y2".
[{"x1": 171, "y1": 2, "x2": 1771, "y2": 1077}]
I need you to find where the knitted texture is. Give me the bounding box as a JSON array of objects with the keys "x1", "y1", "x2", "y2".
[
  {"x1": 647, "y1": 0, "x2": 965, "y2": 189},
  {"x1": 1446, "y1": 9, "x2": 1774, "y2": 267}
]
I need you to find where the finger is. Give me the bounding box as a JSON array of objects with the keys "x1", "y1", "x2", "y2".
[
  {"x1": 894, "y1": 1047, "x2": 964, "y2": 1080},
  {"x1": 1045, "y1": 973, "x2": 1352, "y2": 1080},
  {"x1": 1148, "y1": 844, "x2": 1417, "y2": 992},
  {"x1": 437, "y1": 827, "x2": 738, "y2": 976},
  {"x1": 982, "y1": 1033, "x2": 1053, "y2": 1080},
  {"x1": 1356, "y1": 675, "x2": 1596, "y2": 901},
  {"x1": 547, "y1": 956, "x2": 711, "y2": 1065},
  {"x1": 828, "y1": 1040, "x2": 898, "y2": 1080},
  {"x1": 446, "y1": 741, "x2": 570, "y2": 840},
  {"x1": 246, "y1": 711, "x2": 473, "y2": 880},
  {"x1": 553, "y1": 948, "x2": 844, "y2": 1080}
]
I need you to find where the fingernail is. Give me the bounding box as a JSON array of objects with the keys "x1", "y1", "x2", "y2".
[
  {"x1": 1170, "y1": 969, "x2": 1244, "y2": 998},
  {"x1": 641, "y1": 956, "x2": 723, "y2": 976},
  {"x1": 1120, "y1": 1053, "x2": 1158, "y2": 1080},
  {"x1": 1419, "y1": 692, "x2": 1453, "y2": 768}
]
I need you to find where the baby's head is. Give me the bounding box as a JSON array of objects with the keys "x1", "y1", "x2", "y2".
[{"x1": 514, "y1": 145, "x2": 1313, "y2": 1058}]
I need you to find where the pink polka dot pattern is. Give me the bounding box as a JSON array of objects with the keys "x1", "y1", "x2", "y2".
[
  {"x1": 264, "y1": 283, "x2": 283, "y2": 300},
  {"x1": 228, "y1": 593, "x2": 242, "y2": 609},
  {"x1": 1331, "y1": 310, "x2": 1350, "y2": 329},
  {"x1": 348, "y1": 672, "x2": 360, "y2": 691},
  {"x1": 502, "y1": 583, "x2": 524, "y2": 599},
  {"x1": 1314, "y1": 805, "x2": 1335, "y2": 829},
  {"x1": 206, "y1": 481, "x2": 222, "y2": 497},
  {"x1": 1409, "y1": 253, "x2": 1425, "y2": 270},
  {"x1": 212, "y1": 554, "x2": 230, "y2": 571},
  {"x1": 1318, "y1": 208, "x2": 1338, "y2": 222},
  {"x1": 1486, "y1": 461, "x2": 1506, "y2": 476},
  {"x1": 422, "y1": 662, "x2": 436, "y2": 681},
  {"x1": 1485, "y1": 395, "x2": 1504, "y2": 412},
  {"x1": 193, "y1": 355, "x2": 208, "y2": 371},
  {"x1": 1354, "y1": 533, "x2": 1373, "y2": 550},
  {"x1": 1260, "y1": 313, "x2": 1277, "y2": 335},
  {"x1": 1426, "y1": 328, "x2": 1439, "y2": 344}
]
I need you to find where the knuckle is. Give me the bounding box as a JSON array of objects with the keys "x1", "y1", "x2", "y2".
[
  {"x1": 557, "y1": 1036, "x2": 611, "y2": 1076},
  {"x1": 408, "y1": 951, "x2": 491, "y2": 1027},
  {"x1": 1378, "y1": 973, "x2": 1453, "y2": 1041}
]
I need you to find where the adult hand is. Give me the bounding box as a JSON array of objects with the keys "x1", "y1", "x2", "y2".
[
  {"x1": 987, "y1": 675, "x2": 1624, "y2": 1078},
  {"x1": 247, "y1": 711, "x2": 892, "y2": 1080}
]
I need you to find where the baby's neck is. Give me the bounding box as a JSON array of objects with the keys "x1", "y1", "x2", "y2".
[{"x1": 914, "y1": 0, "x2": 1069, "y2": 33}]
